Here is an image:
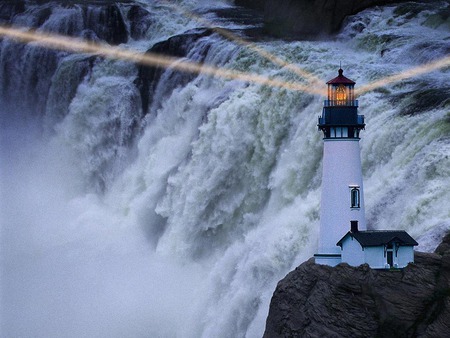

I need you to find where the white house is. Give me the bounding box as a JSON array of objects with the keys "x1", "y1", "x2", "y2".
[{"x1": 336, "y1": 221, "x2": 418, "y2": 269}]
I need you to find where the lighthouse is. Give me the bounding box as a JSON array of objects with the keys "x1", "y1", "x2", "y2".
[{"x1": 314, "y1": 68, "x2": 366, "y2": 266}]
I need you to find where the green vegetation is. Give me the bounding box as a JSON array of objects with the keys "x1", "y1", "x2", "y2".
[
  {"x1": 393, "y1": 3, "x2": 429, "y2": 19},
  {"x1": 423, "y1": 13, "x2": 450, "y2": 30},
  {"x1": 356, "y1": 34, "x2": 401, "y2": 52}
]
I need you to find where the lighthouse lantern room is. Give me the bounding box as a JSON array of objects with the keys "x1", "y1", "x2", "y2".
[{"x1": 315, "y1": 68, "x2": 366, "y2": 266}]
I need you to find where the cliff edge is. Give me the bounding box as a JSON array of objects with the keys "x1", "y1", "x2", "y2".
[
  {"x1": 263, "y1": 233, "x2": 450, "y2": 337},
  {"x1": 235, "y1": 0, "x2": 437, "y2": 39}
]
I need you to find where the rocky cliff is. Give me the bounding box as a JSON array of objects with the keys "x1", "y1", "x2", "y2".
[
  {"x1": 264, "y1": 233, "x2": 450, "y2": 337},
  {"x1": 235, "y1": 0, "x2": 438, "y2": 39}
]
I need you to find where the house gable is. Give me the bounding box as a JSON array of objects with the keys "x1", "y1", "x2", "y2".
[{"x1": 339, "y1": 234, "x2": 364, "y2": 267}]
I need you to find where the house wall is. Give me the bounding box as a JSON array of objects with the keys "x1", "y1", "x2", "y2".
[
  {"x1": 341, "y1": 241, "x2": 415, "y2": 269},
  {"x1": 341, "y1": 236, "x2": 364, "y2": 266},
  {"x1": 364, "y1": 246, "x2": 386, "y2": 269},
  {"x1": 396, "y1": 246, "x2": 414, "y2": 268}
]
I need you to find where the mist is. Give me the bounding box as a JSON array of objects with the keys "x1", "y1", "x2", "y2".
[{"x1": 0, "y1": 117, "x2": 207, "y2": 337}]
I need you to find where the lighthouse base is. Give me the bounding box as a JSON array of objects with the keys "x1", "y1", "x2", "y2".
[{"x1": 314, "y1": 253, "x2": 342, "y2": 266}]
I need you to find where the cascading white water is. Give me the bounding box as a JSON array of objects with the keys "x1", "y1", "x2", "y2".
[{"x1": 1, "y1": 1, "x2": 449, "y2": 337}]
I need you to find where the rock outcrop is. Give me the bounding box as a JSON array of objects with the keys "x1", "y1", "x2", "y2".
[
  {"x1": 264, "y1": 233, "x2": 450, "y2": 337},
  {"x1": 136, "y1": 29, "x2": 214, "y2": 114},
  {"x1": 235, "y1": 0, "x2": 424, "y2": 39}
]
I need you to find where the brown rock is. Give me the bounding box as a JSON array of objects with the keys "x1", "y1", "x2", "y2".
[{"x1": 264, "y1": 234, "x2": 450, "y2": 337}]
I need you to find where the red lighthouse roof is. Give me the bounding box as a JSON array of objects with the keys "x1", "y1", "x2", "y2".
[{"x1": 326, "y1": 68, "x2": 355, "y2": 85}]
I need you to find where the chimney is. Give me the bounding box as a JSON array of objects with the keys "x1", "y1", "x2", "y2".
[{"x1": 351, "y1": 220, "x2": 359, "y2": 233}]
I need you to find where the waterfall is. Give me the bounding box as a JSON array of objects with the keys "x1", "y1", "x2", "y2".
[{"x1": 1, "y1": 1, "x2": 449, "y2": 337}]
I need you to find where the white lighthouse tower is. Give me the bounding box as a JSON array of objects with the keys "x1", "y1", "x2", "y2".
[{"x1": 314, "y1": 68, "x2": 366, "y2": 266}]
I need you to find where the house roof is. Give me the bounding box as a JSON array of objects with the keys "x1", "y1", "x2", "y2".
[
  {"x1": 326, "y1": 68, "x2": 356, "y2": 85},
  {"x1": 337, "y1": 230, "x2": 418, "y2": 247}
]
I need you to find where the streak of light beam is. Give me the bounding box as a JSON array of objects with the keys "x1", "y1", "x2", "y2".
[
  {"x1": 0, "y1": 26, "x2": 325, "y2": 95},
  {"x1": 356, "y1": 56, "x2": 450, "y2": 95}
]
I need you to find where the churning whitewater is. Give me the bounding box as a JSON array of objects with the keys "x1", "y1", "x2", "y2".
[{"x1": 1, "y1": 0, "x2": 449, "y2": 337}]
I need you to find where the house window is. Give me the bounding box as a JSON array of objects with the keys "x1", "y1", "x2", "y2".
[{"x1": 351, "y1": 188, "x2": 360, "y2": 208}]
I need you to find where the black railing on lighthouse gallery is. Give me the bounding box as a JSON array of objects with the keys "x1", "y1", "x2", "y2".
[{"x1": 323, "y1": 99, "x2": 359, "y2": 107}]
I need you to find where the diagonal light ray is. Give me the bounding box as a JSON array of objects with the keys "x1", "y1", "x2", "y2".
[
  {"x1": 156, "y1": 1, "x2": 450, "y2": 98},
  {"x1": 0, "y1": 25, "x2": 325, "y2": 95},
  {"x1": 157, "y1": 0, "x2": 322, "y2": 85},
  {"x1": 356, "y1": 56, "x2": 450, "y2": 95},
  {"x1": 1, "y1": 26, "x2": 448, "y2": 98}
]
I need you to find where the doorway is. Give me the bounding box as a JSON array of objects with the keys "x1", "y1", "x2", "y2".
[{"x1": 386, "y1": 243, "x2": 394, "y2": 267}]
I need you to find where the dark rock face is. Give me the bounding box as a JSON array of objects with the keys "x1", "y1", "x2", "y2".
[
  {"x1": 136, "y1": 29, "x2": 214, "y2": 114},
  {"x1": 394, "y1": 87, "x2": 450, "y2": 116},
  {"x1": 207, "y1": 6, "x2": 265, "y2": 40},
  {"x1": 0, "y1": 1, "x2": 26, "y2": 22},
  {"x1": 264, "y1": 233, "x2": 450, "y2": 337},
  {"x1": 435, "y1": 233, "x2": 450, "y2": 255},
  {"x1": 83, "y1": 4, "x2": 128, "y2": 45},
  {"x1": 127, "y1": 5, "x2": 154, "y2": 40},
  {"x1": 234, "y1": 0, "x2": 266, "y2": 11},
  {"x1": 236, "y1": 0, "x2": 417, "y2": 39}
]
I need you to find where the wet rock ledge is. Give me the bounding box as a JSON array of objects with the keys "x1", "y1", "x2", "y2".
[
  {"x1": 263, "y1": 233, "x2": 450, "y2": 337},
  {"x1": 235, "y1": 0, "x2": 440, "y2": 39}
]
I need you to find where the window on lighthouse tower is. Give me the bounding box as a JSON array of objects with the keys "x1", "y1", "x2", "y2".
[
  {"x1": 351, "y1": 188, "x2": 360, "y2": 208},
  {"x1": 336, "y1": 84, "x2": 347, "y2": 105}
]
